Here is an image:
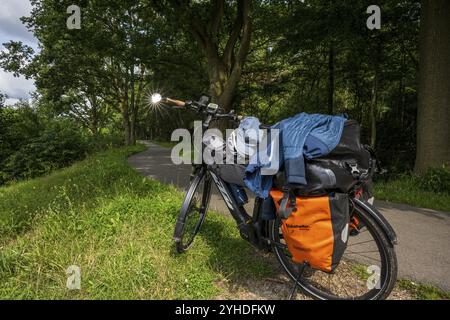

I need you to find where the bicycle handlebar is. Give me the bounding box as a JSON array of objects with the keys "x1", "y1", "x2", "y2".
[
  {"x1": 163, "y1": 97, "x2": 186, "y2": 108},
  {"x1": 159, "y1": 95, "x2": 270, "y2": 129},
  {"x1": 161, "y1": 95, "x2": 243, "y2": 121}
]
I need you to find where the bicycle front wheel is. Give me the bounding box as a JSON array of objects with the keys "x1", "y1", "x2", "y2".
[
  {"x1": 270, "y1": 199, "x2": 398, "y2": 300},
  {"x1": 174, "y1": 167, "x2": 212, "y2": 253}
]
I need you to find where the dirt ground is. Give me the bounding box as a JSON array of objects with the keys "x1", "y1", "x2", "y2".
[{"x1": 214, "y1": 255, "x2": 414, "y2": 300}]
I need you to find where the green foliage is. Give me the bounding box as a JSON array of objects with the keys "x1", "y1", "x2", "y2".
[
  {"x1": 375, "y1": 165, "x2": 450, "y2": 211},
  {"x1": 87, "y1": 132, "x2": 125, "y2": 152},
  {"x1": 0, "y1": 41, "x2": 34, "y2": 78},
  {"x1": 1, "y1": 1, "x2": 423, "y2": 176},
  {"x1": 1, "y1": 121, "x2": 88, "y2": 183},
  {"x1": 374, "y1": 174, "x2": 450, "y2": 212},
  {"x1": 0, "y1": 146, "x2": 274, "y2": 298},
  {"x1": 0, "y1": 102, "x2": 123, "y2": 185},
  {"x1": 418, "y1": 166, "x2": 450, "y2": 194},
  {"x1": 237, "y1": 0, "x2": 420, "y2": 172},
  {"x1": 0, "y1": 92, "x2": 5, "y2": 107}
]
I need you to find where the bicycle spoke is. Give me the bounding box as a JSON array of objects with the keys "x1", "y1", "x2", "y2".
[
  {"x1": 347, "y1": 239, "x2": 375, "y2": 247},
  {"x1": 271, "y1": 201, "x2": 396, "y2": 300},
  {"x1": 346, "y1": 249, "x2": 380, "y2": 254},
  {"x1": 345, "y1": 251, "x2": 381, "y2": 262}
]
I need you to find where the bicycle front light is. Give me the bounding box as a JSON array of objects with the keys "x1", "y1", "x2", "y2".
[{"x1": 151, "y1": 93, "x2": 162, "y2": 104}]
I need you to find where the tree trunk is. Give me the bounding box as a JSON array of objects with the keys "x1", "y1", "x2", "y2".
[
  {"x1": 187, "y1": 0, "x2": 252, "y2": 112},
  {"x1": 327, "y1": 45, "x2": 334, "y2": 115},
  {"x1": 123, "y1": 110, "x2": 131, "y2": 146},
  {"x1": 91, "y1": 110, "x2": 99, "y2": 136},
  {"x1": 89, "y1": 95, "x2": 99, "y2": 136},
  {"x1": 121, "y1": 95, "x2": 132, "y2": 146},
  {"x1": 370, "y1": 36, "x2": 382, "y2": 149},
  {"x1": 133, "y1": 67, "x2": 145, "y2": 143},
  {"x1": 129, "y1": 66, "x2": 136, "y2": 145},
  {"x1": 370, "y1": 69, "x2": 378, "y2": 148},
  {"x1": 414, "y1": 0, "x2": 450, "y2": 174},
  {"x1": 130, "y1": 111, "x2": 136, "y2": 145}
]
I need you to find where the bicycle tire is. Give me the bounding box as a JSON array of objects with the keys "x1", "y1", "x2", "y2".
[
  {"x1": 174, "y1": 168, "x2": 212, "y2": 253},
  {"x1": 270, "y1": 199, "x2": 398, "y2": 300}
]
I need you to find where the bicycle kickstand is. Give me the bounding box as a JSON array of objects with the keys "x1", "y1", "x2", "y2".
[{"x1": 288, "y1": 261, "x2": 308, "y2": 300}]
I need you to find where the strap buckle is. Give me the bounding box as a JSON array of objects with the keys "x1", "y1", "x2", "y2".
[
  {"x1": 346, "y1": 162, "x2": 361, "y2": 178},
  {"x1": 349, "y1": 163, "x2": 360, "y2": 175},
  {"x1": 279, "y1": 186, "x2": 296, "y2": 219}
]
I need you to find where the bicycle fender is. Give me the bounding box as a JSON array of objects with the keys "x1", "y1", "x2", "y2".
[{"x1": 353, "y1": 198, "x2": 398, "y2": 245}]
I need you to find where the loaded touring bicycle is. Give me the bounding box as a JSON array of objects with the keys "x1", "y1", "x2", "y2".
[{"x1": 156, "y1": 94, "x2": 398, "y2": 300}]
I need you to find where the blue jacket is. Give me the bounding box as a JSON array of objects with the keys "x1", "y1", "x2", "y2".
[{"x1": 244, "y1": 113, "x2": 346, "y2": 198}]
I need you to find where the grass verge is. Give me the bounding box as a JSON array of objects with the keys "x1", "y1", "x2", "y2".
[
  {"x1": 0, "y1": 145, "x2": 274, "y2": 299},
  {"x1": 397, "y1": 279, "x2": 450, "y2": 300},
  {"x1": 374, "y1": 177, "x2": 450, "y2": 212}
]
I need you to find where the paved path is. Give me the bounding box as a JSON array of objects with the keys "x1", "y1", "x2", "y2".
[{"x1": 128, "y1": 141, "x2": 450, "y2": 292}]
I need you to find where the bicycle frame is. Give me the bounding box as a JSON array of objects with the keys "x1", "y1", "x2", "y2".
[{"x1": 198, "y1": 164, "x2": 270, "y2": 250}]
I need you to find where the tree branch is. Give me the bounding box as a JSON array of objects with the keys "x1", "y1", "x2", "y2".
[
  {"x1": 209, "y1": 0, "x2": 225, "y2": 39},
  {"x1": 223, "y1": 1, "x2": 244, "y2": 70},
  {"x1": 235, "y1": 0, "x2": 252, "y2": 66},
  {"x1": 219, "y1": 0, "x2": 252, "y2": 108}
]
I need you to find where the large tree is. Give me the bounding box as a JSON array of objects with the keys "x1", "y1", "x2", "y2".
[
  {"x1": 155, "y1": 0, "x2": 253, "y2": 111},
  {"x1": 414, "y1": 0, "x2": 450, "y2": 174},
  {"x1": 1, "y1": 0, "x2": 162, "y2": 145}
]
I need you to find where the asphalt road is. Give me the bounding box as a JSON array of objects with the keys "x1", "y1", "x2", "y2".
[{"x1": 128, "y1": 141, "x2": 450, "y2": 292}]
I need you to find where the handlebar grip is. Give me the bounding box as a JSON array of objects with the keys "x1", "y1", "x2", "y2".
[{"x1": 164, "y1": 98, "x2": 186, "y2": 107}]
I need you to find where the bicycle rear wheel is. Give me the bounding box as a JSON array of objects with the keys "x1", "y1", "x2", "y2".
[
  {"x1": 270, "y1": 199, "x2": 398, "y2": 300},
  {"x1": 174, "y1": 167, "x2": 212, "y2": 253}
]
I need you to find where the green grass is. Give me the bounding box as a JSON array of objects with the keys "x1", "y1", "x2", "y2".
[
  {"x1": 352, "y1": 264, "x2": 371, "y2": 281},
  {"x1": 398, "y1": 279, "x2": 450, "y2": 300},
  {"x1": 374, "y1": 177, "x2": 450, "y2": 212},
  {"x1": 353, "y1": 264, "x2": 450, "y2": 300},
  {"x1": 0, "y1": 145, "x2": 274, "y2": 299}
]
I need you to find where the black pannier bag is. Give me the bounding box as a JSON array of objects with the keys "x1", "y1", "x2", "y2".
[
  {"x1": 273, "y1": 120, "x2": 375, "y2": 196},
  {"x1": 212, "y1": 163, "x2": 247, "y2": 186}
]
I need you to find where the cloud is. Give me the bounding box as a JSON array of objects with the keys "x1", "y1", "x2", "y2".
[
  {"x1": 0, "y1": 0, "x2": 37, "y2": 102},
  {"x1": 0, "y1": 71, "x2": 35, "y2": 102},
  {"x1": 0, "y1": 0, "x2": 36, "y2": 47},
  {"x1": 5, "y1": 97, "x2": 20, "y2": 106}
]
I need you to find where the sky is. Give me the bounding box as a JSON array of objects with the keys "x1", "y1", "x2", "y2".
[{"x1": 0, "y1": 0, "x2": 37, "y2": 105}]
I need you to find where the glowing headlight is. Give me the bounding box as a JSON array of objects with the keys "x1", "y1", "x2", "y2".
[{"x1": 151, "y1": 93, "x2": 162, "y2": 104}]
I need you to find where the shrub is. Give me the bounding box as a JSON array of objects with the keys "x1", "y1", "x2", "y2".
[
  {"x1": 417, "y1": 166, "x2": 450, "y2": 194},
  {"x1": 87, "y1": 132, "x2": 124, "y2": 152},
  {"x1": 0, "y1": 103, "x2": 126, "y2": 185},
  {"x1": 0, "y1": 120, "x2": 89, "y2": 183}
]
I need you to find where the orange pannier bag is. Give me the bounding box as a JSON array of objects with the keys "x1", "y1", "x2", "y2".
[{"x1": 270, "y1": 189, "x2": 350, "y2": 273}]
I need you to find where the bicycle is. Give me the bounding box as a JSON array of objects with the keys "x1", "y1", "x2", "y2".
[{"x1": 162, "y1": 94, "x2": 398, "y2": 300}]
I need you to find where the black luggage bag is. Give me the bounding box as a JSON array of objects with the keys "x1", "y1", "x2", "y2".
[{"x1": 274, "y1": 120, "x2": 376, "y2": 196}]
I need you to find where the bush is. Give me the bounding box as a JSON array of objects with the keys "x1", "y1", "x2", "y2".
[
  {"x1": 0, "y1": 121, "x2": 89, "y2": 183},
  {"x1": 87, "y1": 132, "x2": 124, "y2": 152},
  {"x1": 0, "y1": 102, "x2": 126, "y2": 185},
  {"x1": 417, "y1": 166, "x2": 450, "y2": 194},
  {"x1": 374, "y1": 167, "x2": 450, "y2": 211}
]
